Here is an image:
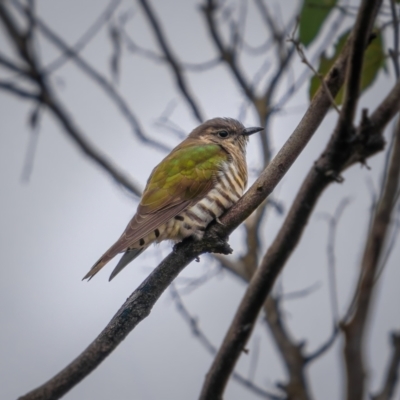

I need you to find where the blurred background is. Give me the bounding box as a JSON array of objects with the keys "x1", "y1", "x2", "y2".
[{"x1": 0, "y1": 1, "x2": 399, "y2": 399}]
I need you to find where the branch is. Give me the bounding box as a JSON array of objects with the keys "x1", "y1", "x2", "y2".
[
  {"x1": 0, "y1": 51, "x2": 30, "y2": 76},
  {"x1": 17, "y1": 14, "x2": 352, "y2": 398},
  {"x1": 121, "y1": 26, "x2": 221, "y2": 72},
  {"x1": 199, "y1": 2, "x2": 386, "y2": 398},
  {"x1": 264, "y1": 297, "x2": 311, "y2": 400},
  {"x1": 290, "y1": 39, "x2": 340, "y2": 114},
  {"x1": 389, "y1": 0, "x2": 400, "y2": 79},
  {"x1": 170, "y1": 285, "x2": 283, "y2": 400},
  {"x1": 342, "y1": 104, "x2": 400, "y2": 400},
  {"x1": 12, "y1": 0, "x2": 170, "y2": 153},
  {"x1": 202, "y1": 0, "x2": 255, "y2": 102},
  {"x1": 0, "y1": 80, "x2": 39, "y2": 100},
  {"x1": 45, "y1": 91, "x2": 143, "y2": 197},
  {"x1": 138, "y1": 0, "x2": 205, "y2": 123},
  {"x1": 372, "y1": 332, "x2": 400, "y2": 400},
  {"x1": 44, "y1": 0, "x2": 122, "y2": 74},
  {"x1": 319, "y1": 197, "x2": 352, "y2": 323},
  {"x1": 0, "y1": 2, "x2": 143, "y2": 197},
  {"x1": 339, "y1": 0, "x2": 380, "y2": 135},
  {"x1": 304, "y1": 326, "x2": 339, "y2": 364}
]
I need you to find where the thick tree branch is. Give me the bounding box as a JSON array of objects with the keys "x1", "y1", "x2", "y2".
[
  {"x1": 342, "y1": 108, "x2": 400, "y2": 400},
  {"x1": 199, "y1": 2, "x2": 386, "y2": 398},
  {"x1": 17, "y1": 16, "x2": 353, "y2": 398}
]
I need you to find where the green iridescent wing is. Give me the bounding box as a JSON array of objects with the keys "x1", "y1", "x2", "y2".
[
  {"x1": 111, "y1": 140, "x2": 227, "y2": 251},
  {"x1": 83, "y1": 140, "x2": 228, "y2": 280}
]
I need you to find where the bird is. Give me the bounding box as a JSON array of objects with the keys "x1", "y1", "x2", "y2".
[{"x1": 83, "y1": 118, "x2": 263, "y2": 281}]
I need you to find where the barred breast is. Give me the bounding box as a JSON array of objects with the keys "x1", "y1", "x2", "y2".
[{"x1": 161, "y1": 160, "x2": 247, "y2": 242}]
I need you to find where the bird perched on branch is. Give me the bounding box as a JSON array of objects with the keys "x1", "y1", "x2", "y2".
[{"x1": 83, "y1": 118, "x2": 262, "y2": 281}]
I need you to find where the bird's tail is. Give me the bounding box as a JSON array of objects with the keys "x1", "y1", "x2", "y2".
[
  {"x1": 108, "y1": 247, "x2": 147, "y2": 281},
  {"x1": 82, "y1": 245, "x2": 146, "y2": 281},
  {"x1": 82, "y1": 252, "x2": 114, "y2": 281}
]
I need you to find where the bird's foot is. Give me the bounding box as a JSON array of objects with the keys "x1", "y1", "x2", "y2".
[
  {"x1": 216, "y1": 217, "x2": 225, "y2": 226},
  {"x1": 208, "y1": 232, "x2": 232, "y2": 255}
]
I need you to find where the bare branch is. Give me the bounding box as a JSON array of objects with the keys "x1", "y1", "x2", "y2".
[
  {"x1": 304, "y1": 326, "x2": 339, "y2": 364},
  {"x1": 120, "y1": 25, "x2": 164, "y2": 62},
  {"x1": 319, "y1": 197, "x2": 352, "y2": 323},
  {"x1": 0, "y1": 80, "x2": 39, "y2": 100},
  {"x1": 121, "y1": 26, "x2": 222, "y2": 72},
  {"x1": 45, "y1": 91, "x2": 143, "y2": 197},
  {"x1": 199, "y1": 2, "x2": 385, "y2": 398},
  {"x1": 170, "y1": 285, "x2": 284, "y2": 400},
  {"x1": 202, "y1": 0, "x2": 255, "y2": 102},
  {"x1": 16, "y1": 14, "x2": 353, "y2": 397},
  {"x1": 21, "y1": 103, "x2": 42, "y2": 182},
  {"x1": 0, "y1": 2, "x2": 143, "y2": 197},
  {"x1": 339, "y1": 1, "x2": 380, "y2": 135},
  {"x1": 12, "y1": 0, "x2": 170, "y2": 153},
  {"x1": 0, "y1": 51, "x2": 30, "y2": 76},
  {"x1": 275, "y1": 4, "x2": 347, "y2": 111},
  {"x1": 44, "y1": 0, "x2": 122, "y2": 74},
  {"x1": 290, "y1": 38, "x2": 340, "y2": 114},
  {"x1": 264, "y1": 296, "x2": 311, "y2": 400},
  {"x1": 138, "y1": 0, "x2": 205, "y2": 122},
  {"x1": 254, "y1": 0, "x2": 282, "y2": 43},
  {"x1": 342, "y1": 106, "x2": 400, "y2": 400},
  {"x1": 389, "y1": 0, "x2": 400, "y2": 79},
  {"x1": 372, "y1": 332, "x2": 400, "y2": 400}
]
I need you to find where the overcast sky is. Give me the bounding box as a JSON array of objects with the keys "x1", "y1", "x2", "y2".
[{"x1": 1, "y1": 1, "x2": 399, "y2": 399}]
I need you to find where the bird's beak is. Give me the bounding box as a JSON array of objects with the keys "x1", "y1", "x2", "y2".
[{"x1": 242, "y1": 126, "x2": 264, "y2": 136}]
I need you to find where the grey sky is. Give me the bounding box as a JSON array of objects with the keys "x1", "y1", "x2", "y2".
[{"x1": 1, "y1": 1, "x2": 399, "y2": 399}]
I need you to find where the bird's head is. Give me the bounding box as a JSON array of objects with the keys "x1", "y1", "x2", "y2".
[{"x1": 188, "y1": 118, "x2": 263, "y2": 153}]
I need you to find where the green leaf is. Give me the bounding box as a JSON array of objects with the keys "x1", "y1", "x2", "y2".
[
  {"x1": 299, "y1": 0, "x2": 337, "y2": 47},
  {"x1": 309, "y1": 29, "x2": 386, "y2": 105}
]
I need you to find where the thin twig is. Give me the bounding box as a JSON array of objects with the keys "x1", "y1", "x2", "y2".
[
  {"x1": 290, "y1": 38, "x2": 341, "y2": 114},
  {"x1": 389, "y1": 0, "x2": 400, "y2": 79},
  {"x1": 44, "y1": 0, "x2": 122, "y2": 74},
  {"x1": 263, "y1": 296, "x2": 311, "y2": 400},
  {"x1": 170, "y1": 285, "x2": 284, "y2": 400},
  {"x1": 0, "y1": 2, "x2": 143, "y2": 197},
  {"x1": 138, "y1": 0, "x2": 204, "y2": 122},
  {"x1": 0, "y1": 51, "x2": 31, "y2": 76},
  {"x1": 318, "y1": 197, "x2": 352, "y2": 323},
  {"x1": 12, "y1": 0, "x2": 170, "y2": 153},
  {"x1": 372, "y1": 332, "x2": 400, "y2": 400},
  {"x1": 21, "y1": 103, "x2": 42, "y2": 182},
  {"x1": 0, "y1": 80, "x2": 39, "y2": 100},
  {"x1": 202, "y1": 0, "x2": 255, "y2": 102}
]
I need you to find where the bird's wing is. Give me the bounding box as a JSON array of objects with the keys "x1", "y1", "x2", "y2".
[
  {"x1": 117, "y1": 141, "x2": 229, "y2": 246},
  {"x1": 83, "y1": 141, "x2": 228, "y2": 280}
]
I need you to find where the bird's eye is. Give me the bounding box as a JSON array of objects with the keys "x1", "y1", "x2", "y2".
[{"x1": 217, "y1": 130, "x2": 229, "y2": 138}]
